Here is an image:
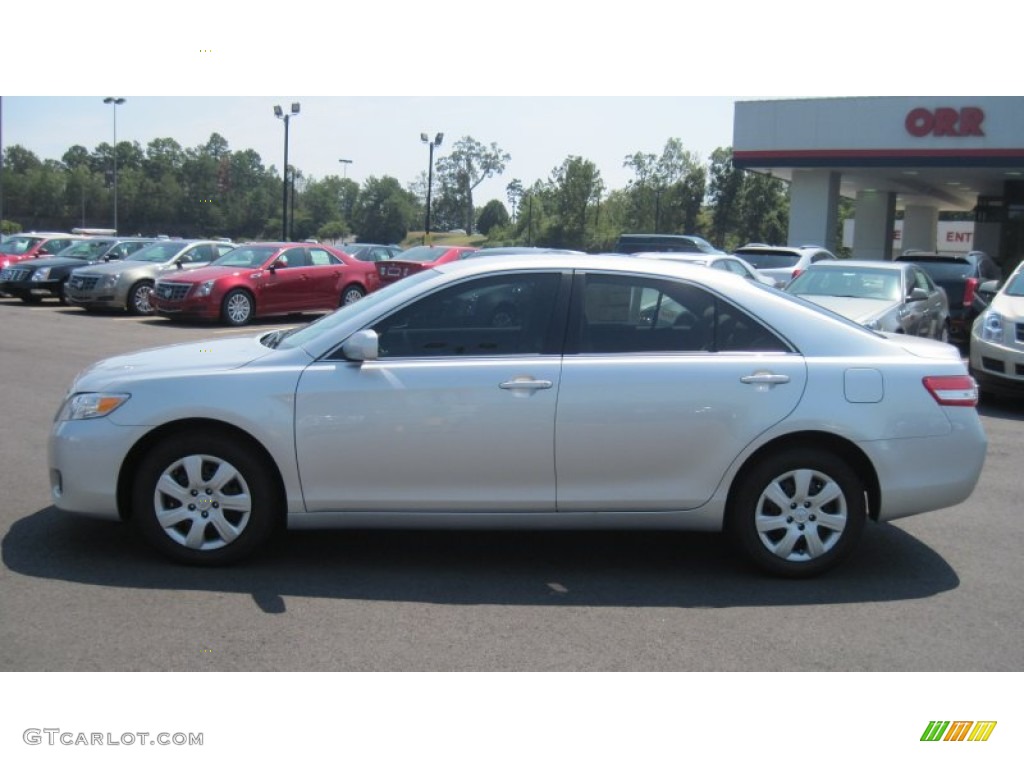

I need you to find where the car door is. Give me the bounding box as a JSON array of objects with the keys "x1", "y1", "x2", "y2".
[
  {"x1": 909, "y1": 266, "x2": 947, "y2": 338},
  {"x1": 306, "y1": 247, "x2": 346, "y2": 307},
  {"x1": 294, "y1": 271, "x2": 569, "y2": 513},
  {"x1": 555, "y1": 271, "x2": 807, "y2": 512},
  {"x1": 259, "y1": 247, "x2": 310, "y2": 313}
]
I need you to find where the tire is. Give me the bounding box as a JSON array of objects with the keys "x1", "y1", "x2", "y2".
[
  {"x1": 938, "y1": 321, "x2": 950, "y2": 344},
  {"x1": 127, "y1": 280, "x2": 155, "y2": 315},
  {"x1": 19, "y1": 294, "x2": 43, "y2": 304},
  {"x1": 131, "y1": 431, "x2": 280, "y2": 565},
  {"x1": 340, "y1": 284, "x2": 365, "y2": 306},
  {"x1": 221, "y1": 289, "x2": 254, "y2": 326},
  {"x1": 727, "y1": 447, "x2": 866, "y2": 577}
]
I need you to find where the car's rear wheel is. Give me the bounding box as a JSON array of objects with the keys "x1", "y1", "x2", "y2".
[
  {"x1": 131, "y1": 432, "x2": 279, "y2": 565},
  {"x1": 340, "y1": 284, "x2": 365, "y2": 306},
  {"x1": 728, "y1": 447, "x2": 866, "y2": 577},
  {"x1": 221, "y1": 289, "x2": 254, "y2": 326},
  {"x1": 127, "y1": 280, "x2": 154, "y2": 315}
]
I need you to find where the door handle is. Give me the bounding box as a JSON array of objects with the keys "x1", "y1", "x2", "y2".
[
  {"x1": 499, "y1": 378, "x2": 553, "y2": 391},
  {"x1": 740, "y1": 372, "x2": 790, "y2": 387}
]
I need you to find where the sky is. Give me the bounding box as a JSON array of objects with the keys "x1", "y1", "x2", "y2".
[{"x1": 2, "y1": 96, "x2": 745, "y2": 207}]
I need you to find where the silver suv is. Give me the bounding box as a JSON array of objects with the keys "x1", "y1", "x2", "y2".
[
  {"x1": 732, "y1": 244, "x2": 837, "y2": 287},
  {"x1": 65, "y1": 240, "x2": 235, "y2": 315}
]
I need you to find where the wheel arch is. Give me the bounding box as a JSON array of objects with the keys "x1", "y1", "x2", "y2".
[
  {"x1": 116, "y1": 418, "x2": 286, "y2": 524},
  {"x1": 725, "y1": 431, "x2": 881, "y2": 524}
]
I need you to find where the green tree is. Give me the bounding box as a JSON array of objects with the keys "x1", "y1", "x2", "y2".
[
  {"x1": 707, "y1": 147, "x2": 744, "y2": 250},
  {"x1": 546, "y1": 156, "x2": 604, "y2": 249},
  {"x1": 434, "y1": 136, "x2": 510, "y2": 234},
  {"x1": 476, "y1": 199, "x2": 510, "y2": 236},
  {"x1": 737, "y1": 171, "x2": 789, "y2": 245},
  {"x1": 351, "y1": 176, "x2": 415, "y2": 243}
]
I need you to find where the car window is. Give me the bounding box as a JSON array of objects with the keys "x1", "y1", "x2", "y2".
[
  {"x1": 309, "y1": 248, "x2": 338, "y2": 266},
  {"x1": 574, "y1": 274, "x2": 788, "y2": 354},
  {"x1": 372, "y1": 272, "x2": 563, "y2": 358}
]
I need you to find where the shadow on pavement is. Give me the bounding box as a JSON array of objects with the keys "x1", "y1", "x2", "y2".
[{"x1": 3, "y1": 507, "x2": 960, "y2": 614}]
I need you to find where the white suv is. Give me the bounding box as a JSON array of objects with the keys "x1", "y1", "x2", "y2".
[
  {"x1": 970, "y1": 260, "x2": 1024, "y2": 398},
  {"x1": 732, "y1": 244, "x2": 837, "y2": 287}
]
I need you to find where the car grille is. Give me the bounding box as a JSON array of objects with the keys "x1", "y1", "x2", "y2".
[
  {"x1": 67, "y1": 274, "x2": 100, "y2": 291},
  {"x1": 0, "y1": 268, "x2": 30, "y2": 281},
  {"x1": 154, "y1": 282, "x2": 191, "y2": 301}
]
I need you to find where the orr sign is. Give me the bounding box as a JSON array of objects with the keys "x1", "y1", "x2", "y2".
[{"x1": 905, "y1": 107, "x2": 985, "y2": 137}]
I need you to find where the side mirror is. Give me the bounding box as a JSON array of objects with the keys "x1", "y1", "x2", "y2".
[
  {"x1": 341, "y1": 329, "x2": 379, "y2": 361},
  {"x1": 269, "y1": 258, "x2": 287, "y2": 271},
  {"x1": 909, "y1": 287, "x2": 929, "y2": 302}
]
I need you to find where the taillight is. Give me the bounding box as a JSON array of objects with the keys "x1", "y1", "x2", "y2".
[
  {"x1": 963, "y1": 277, "x2": 978, "y2": 308},
  {"x1": 923, "y1": 375, "x2": 978, "y2": 406}
]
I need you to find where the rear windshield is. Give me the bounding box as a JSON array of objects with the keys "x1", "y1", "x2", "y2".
[
  {"x1": 736, "y1": 251, "x2": 800, "y2": 269},
  {"x1": 897, "y1": 257, "x2": 972, "y2": 280},
  {"x1": 395, "y1": 246, "x2": 450, "y2": 263}
]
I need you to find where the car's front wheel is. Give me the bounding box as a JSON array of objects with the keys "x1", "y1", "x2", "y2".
[
  {"x1": 131, "y1": 431, "x2": 280, "y2": 565},
  {"x1": 127, "y1": 280, "x2": 155, "y2": 315},
  {"x1": 728, "y1": 447, "x2": 866, "y2": 577},
  {"x1": 221, "y1": 289, "x2": 254, "y2": 326}
]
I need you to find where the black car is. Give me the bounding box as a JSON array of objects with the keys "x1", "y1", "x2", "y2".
[
  {"x1": 895, "y1": 250, "x2": 1002, "y2": 341},
  {"x1": 0, "y1": 237, "x2": 155, "y2": 304}
]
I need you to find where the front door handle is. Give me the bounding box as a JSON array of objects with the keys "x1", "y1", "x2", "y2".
[
  {"x1": 740, "y1": 372, "x2": 790, "y2": 387},
  {"x1": 499, "y1": 378, "x2": 553, "y2": 391}
]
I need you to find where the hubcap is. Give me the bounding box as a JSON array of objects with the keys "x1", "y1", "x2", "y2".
[
  {"x1": 133, "y1": 285, "x2": 153, "y2": 314},
  {"x1": 227, "y1": 294, "x2": 251, "y2": 323},
  {"x1": 754, "y1": 468, "x2": 847, "y2": 562},
  {"x1": 152, "y1": 454, "x2": 252, "y2": 550},
  {"x1": 343, "y1": 289, "x2": 363, "y2": 305}
]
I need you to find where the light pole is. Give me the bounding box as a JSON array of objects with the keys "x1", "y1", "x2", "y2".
[
  {"x1": 420, "y1": 132, "x2": 443, "y2": 244},
  {"x1": 274, "y1": 102, "x2": 300, "y2": 240},
  {"x1": 103, "y1": 97, "x2": 125, "y2": 233},
  {"x1": 338, "y1": 158, "x2": 352, "y2": 178}
]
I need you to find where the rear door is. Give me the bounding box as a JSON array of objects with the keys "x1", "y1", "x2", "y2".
[{"x1": 555, "y1": 271, "x2": 807, "y2": 511}]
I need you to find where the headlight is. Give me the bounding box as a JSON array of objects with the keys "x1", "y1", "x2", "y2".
[
  {"x1": 31, "y1": 268, "x2": 51, "y2": 281},
  {"x1": 100, "y1": 273, "x2": 121, "y2": 289},
  {"x1": 56, "y1": 392, "x2": 130, "y2": 421},
  {"x1": 195, "y1": 280, "x2": 217, "y2": 297},
  {"x1": 979, "y1": 311, "x2": 1004, "y2": 342}
]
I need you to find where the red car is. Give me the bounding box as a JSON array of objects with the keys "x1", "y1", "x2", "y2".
[
  {"x1": 0, "y1": 233, "x2": 86, "y2": 270},
  {"x1": 376, "y1": 245, "x2": 478, "y2": 285},
  {"x1": 150, "y1": 242, "x2": 381, "y2": 326}
]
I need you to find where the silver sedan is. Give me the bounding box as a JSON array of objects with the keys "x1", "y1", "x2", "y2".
[
  {"x1": 49, "y1": 254, "x2": 986, "y2": 577},
  {"x1": 785, "y1": 260, "x2": 951, "y2": 341}
]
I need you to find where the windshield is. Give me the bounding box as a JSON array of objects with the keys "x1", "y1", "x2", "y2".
[
  {"x1": 211, "y1": 246, "x2": 277, "y2": 268},
  {"x1": 788, "y1": 267, "x2": 902, "y2": 300},
  {"x1": 127, "y1": 242, "x2": 193, "y2": 263},
  {"x1": 0, "y1": 236, "x2": 44, "y2": 255},
  {"x1": 1004, "y1": 271, "x2": 1024, "y2": 297},
  {"x1": 57, "y1": 239, "x2": 115, "y2": 260},
  {"x1": 273, "y1": 269, "x2": 437, "y2": 350}
]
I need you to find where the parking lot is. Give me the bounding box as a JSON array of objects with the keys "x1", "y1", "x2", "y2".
[{"x1": 1, "y1": 298, "x2": 1022, "y2": 672}]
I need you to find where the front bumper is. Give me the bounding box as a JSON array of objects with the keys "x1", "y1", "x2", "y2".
[
  {"x1": 48, "y1": 417, "x2": 152, "y2": 521},
  {"x1": 970, "y1": 335, "x2": 1024, "y2": 396}
]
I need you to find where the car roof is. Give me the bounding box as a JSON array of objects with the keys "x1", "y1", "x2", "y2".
[{"x1": 803, "y1": 259, "x2": 909, "y2": 270}]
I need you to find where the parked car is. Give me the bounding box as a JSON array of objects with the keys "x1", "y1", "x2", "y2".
[
  {"x1": 784, "y1": 260, "x2": 950, "y2": 340},
  {"x1": 634, "y1": 251, "x2": 778, "y2": 287},
  {"x1": 150, "y1": 242, "x2": 380, "y2": 326},
  {"x1": 65, "y1": 239, "x2": 235, "y2": 315},
  {"x1": 343, "y1": 243, "x2": 404, "y2": 262},
  {"x1": 375, "y1": 245, "x2": 478, "y2": 285},
  {"x1": 464, "y1": 247, "x2": 587, "y2": 258},
  {"x1": 613, "y1": 233, "x2": 723, "y2": 255},
  {"x1": 49, "y1": 254, "x2": 985, "y2": 577},
  {"x1": 0, "y1": 233, "x2": 86, "y2": 270},
  {"x1": 0, "y1": 237, "x2": 155, "y2": 304},
  {"x1": 895, "y1": 250, "x2": 1002, "y2": 342},
  {"x1": 969, "y1": 259, "x2": 1024, "y2": 397},
  {"x1": 732, "y1": 244, "x2": 837, "y2": 287}
]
